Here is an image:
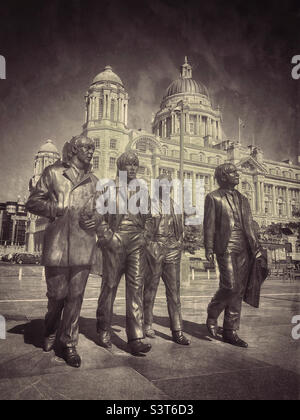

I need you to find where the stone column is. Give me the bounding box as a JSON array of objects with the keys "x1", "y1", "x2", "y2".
[
  {"x1": 88, "y1": 97, "x2": 92, "y2": 121},
  {"x1": 84, "y1": 99, "x2": 88, "y2": 123},
  {"x1": 261, "y1": 181, "x2": 265, "y2": 215},
  {"x1": 186, "y1": 112, "x2": 190, "y2": 134},
  {"x1": 103, "y1": 94, "x2": 107, "y2": 119},
  {"x1": 93, "y1": 97, "x2": 97, "y2": 120},
  {"x1": 208, "y1": 117, "x2": 212, "y2": 136},
  {"x1": 95, "y1": 96, "x2": 99, "y2": 120},
  {"x1": 287, "y1": 188, "x2": 291, "y2": 217},
  {"x1": 192, "y1": 172, "x2": 196, "y2": 206},
  {"x1": 212, "y1": 119, "x2": 216, "y2": 141},
  {"x1": 272, "y1": 185, "x2": 276, "y2": 216},
  {"x1": 252, "y1": 188, "x2": 256, "y2": 214},
  {"x1": 124, "y1": 102, "x2": 128, "y2": 126},
  {"x1": 256, "y1": 182, "x2": 261, "y2": 213},
  {"x1": 107, "y1": 94, "x2": 111, "y2": 120},
  {"x1": 209, "y1": 174, "x2": 214, "y2": 192}
]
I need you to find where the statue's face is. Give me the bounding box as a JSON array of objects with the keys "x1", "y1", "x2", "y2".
[
  {"x1": 124, "y1": 162, "x2": 138, "y2": 181},
  {"x1": 223, "y1": 165, "x2": 239, "y2": 187},
  {"x1": 76, "y1": 138, "x2": 95, "y2": 166},
  {"x1": 121, "y1": 158, "x2": 139, "y2": 181}
]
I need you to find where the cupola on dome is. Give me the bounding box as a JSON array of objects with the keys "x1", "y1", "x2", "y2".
[
  {"x1": 92, "y1": 65, "x2": 123, "y2": 86},
  {"x1": 164, "y1": 57, "x2": 209, "y2": 99}
]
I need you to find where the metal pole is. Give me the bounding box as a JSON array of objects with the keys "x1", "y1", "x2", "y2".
[{"x1": 179, "y1": 104, "x2": 184, "y2": 218}]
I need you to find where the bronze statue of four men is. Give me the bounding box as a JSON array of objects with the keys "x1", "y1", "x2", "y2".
[{"x1": 26, "y1": 135, "x2": 263, "y2": 368}]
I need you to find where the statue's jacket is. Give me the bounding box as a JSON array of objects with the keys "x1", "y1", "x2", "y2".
[
  {"x1": 203, "y1": 188, "x2": 267, "y2": 308},
  {"x1": 145, "y1": 198, "x2": 184, "y2": 262},
  {"x1": 203, "y1": 188, "x2": 260, "y2": 256},
  {"x1": 96, "y1": 177, "x2": 152, "y2": 245},
  {"x1": 26, "y1": 160, "x2": 99, "y2": 267}
]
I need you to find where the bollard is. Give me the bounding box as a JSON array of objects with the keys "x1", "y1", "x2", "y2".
[
  {"x1": 18, "y1": 266, "x2": 23, "y2": 281},
  {"x1": 207, "y1": 269, "x2": 210, "y2": 280}
]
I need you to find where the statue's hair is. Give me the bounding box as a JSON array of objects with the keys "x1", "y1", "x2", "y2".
[
  {"x1": 214, "y1": 163, "x2": 236, "y2": 187},
  {"x1": 117, "y1": 151, "x2": 139, "y2": 171},
  {"x1": 62, "y1": 134, "x2": 94, "y2": 164}
]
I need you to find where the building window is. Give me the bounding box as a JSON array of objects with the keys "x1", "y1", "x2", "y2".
[
  {"x1": 138, "y1": 166, "x2": 145, "y2": 175},
  {"x1": 111, "y1": 99, "x2": 116, "y2": 121},
  {"x1": 109, "y1": 157, "x2": 116, "y2": 169},
  {"x1": 166, "y1": 117, "x2": 172, "y2": 137},
  {"x1": 98, "y1": 99, "x2": 103, "y2": 120},
  {"x1": 93, "y1": 156, "x2": 99, "y2": 170},
  {"x1": 162, "y1": 147, "x2": 168, "y2": 156},
  {"x1": 110, "y1": 139, "x2": 117, "y2": 149},
  {"x1": 94, "y1": 138, "x2": 100, "y2": 148},
  {"x1": 159, "y1": 121, "x2": 163, "y2": 137}
]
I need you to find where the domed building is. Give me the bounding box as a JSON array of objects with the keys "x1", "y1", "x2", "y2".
[
  {"x1": 82, "y1": 65, "x2": 130, "y2": 179},
  {"x1": 128, "y1": 58, "x2": 225, "y2": 200},
  {"x1": 29, "y1": 139, "x2": 60, "y2": 191},
  {"x1": 153, "y1": 57, "x2": 222, "y2": 146}
]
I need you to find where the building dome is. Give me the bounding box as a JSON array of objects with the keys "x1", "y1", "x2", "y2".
[
  {"x1": 92, "y1": 65, "x2": 123, "y2": 86},
  {"x1": 163, "y1": 57, "x2": 209, "y2": 100},
  {"x1": 164, "y1": 78, "x2": 209, "y2": 98},
  {"x1": 38, "y1": 139, "x2": 59, "y2": 154}
]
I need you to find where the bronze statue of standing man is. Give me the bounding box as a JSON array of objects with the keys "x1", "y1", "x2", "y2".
[
  {"x1": 204, "y1": 163, "x2": 261, "y2": 348},
  {"x1": 26, "y1": 134, "x2": 98, "y2": 367},
  {"x1": 96, "y1": 151, "x2": 152, "y2": 355},
  {"x1": 143, "y1": 174, "x2": 190, "y2": 345}
]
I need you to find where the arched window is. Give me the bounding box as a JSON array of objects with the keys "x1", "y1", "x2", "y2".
[{"x1": 162, "y1": 146, "x2": 168, "y2": 156}]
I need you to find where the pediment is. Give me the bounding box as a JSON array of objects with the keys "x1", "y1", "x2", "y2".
[{"x1": 237, "y1": 156, "x2": 268, "y2": 174}]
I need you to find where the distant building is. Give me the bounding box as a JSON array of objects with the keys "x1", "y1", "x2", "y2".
[
  {"x1": 0, "y1": 198, "x2": 28, "y2": 247},
  {"x1": 26, "y1": 139, "x2": 60, "y2": 253},
  {"x1": 85, "y1": 59, "x2": 300, "y2": 229}
]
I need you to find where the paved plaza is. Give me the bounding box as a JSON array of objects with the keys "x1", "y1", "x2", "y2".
[{"x1": 0, "y1": 263, "x2": 299, "y2": 400}]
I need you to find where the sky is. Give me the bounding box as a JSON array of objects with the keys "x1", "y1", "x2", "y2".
[{"x1": 0, "y1": 0, "x2": 299, "y2": 202}]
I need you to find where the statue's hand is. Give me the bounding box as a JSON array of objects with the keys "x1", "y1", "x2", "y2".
[
  {"x1": 79, "y1": 216, "x2": 97, "y2": 231},
  {"x1": 205, "y1": 251, "x2": 214, "y2": 263},
  {"x1": 56, "y1": 192, "x2": 66, "y2": 217}
]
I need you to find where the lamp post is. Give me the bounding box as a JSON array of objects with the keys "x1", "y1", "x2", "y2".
[{"x1": 173, "y1": 100, "x2": 188, "y2": 217}]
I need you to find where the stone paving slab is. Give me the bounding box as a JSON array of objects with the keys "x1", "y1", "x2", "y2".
[
  {"x1": 152, "y1": 366, "x2": 300, "y2": 400},
  {"x1": 0, "y1": 366, "x2": 170, "y2": 400}
]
